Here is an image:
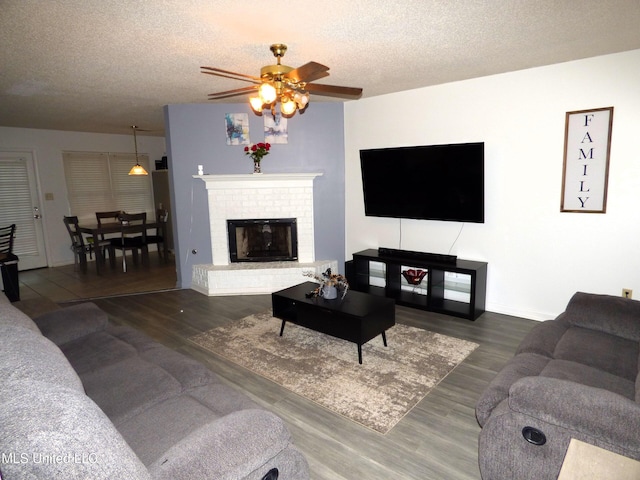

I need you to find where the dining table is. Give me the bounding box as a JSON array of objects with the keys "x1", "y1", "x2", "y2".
[{"x1": 78, "y1": 221, "x2": 168, "y2": 274}]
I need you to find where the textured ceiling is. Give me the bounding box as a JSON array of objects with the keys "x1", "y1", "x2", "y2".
[{"x1": 1, "y1": 0, "x2": 639, "y2": 137}]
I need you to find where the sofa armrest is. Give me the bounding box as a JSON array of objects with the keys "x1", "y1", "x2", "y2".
[
  {"x1": 33, "y1": 302, "x2": 108, "y2": 346},
  {"x1": 148, "y1": 409, "x2": 305, "y2": 480},
  {"x1": 509, "y1": 376, "x2": 640, "y2": 451},
  {"x1": 475, "y1": 353, "x2": 550, "y2": 426}
]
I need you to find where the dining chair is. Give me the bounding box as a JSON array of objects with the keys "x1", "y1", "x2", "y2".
[
  {"x1": 95, "y1": 210, "x2": 121, "y2": 261},
  {"x1": 95, "y1": 210, "x2": 122, "y2": 233},
  {"x1": 145, "y1": 208, "x2": 168, "y2": 260},
  {"x1": 63, "y1": 216, "x2": 91, "y2": 272},
  {"x1": 0, "y1": 224, "x2": 20, "y2": 301},
  {"x1": 110, "y1": 212, "x2": 149, "y2": 272}
]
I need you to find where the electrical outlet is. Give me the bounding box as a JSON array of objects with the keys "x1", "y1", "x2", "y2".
[{"x1": 622, "y1": 288, "x2": 632, "y2": 299}]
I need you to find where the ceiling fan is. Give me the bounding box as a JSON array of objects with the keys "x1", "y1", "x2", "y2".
[{"x1": 201, "y1": 44, "x2": 363, "y2": 117}]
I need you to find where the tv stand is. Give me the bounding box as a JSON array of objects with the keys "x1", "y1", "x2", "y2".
[{"x1": 351, "y1": 249, "x2": 487, "y2": 320}]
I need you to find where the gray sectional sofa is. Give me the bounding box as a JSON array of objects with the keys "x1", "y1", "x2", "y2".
[
  {"x1": 476, "y1": 292, "x2": 640, "y2": 479},
  {"x1": 0, "y1": 294, "x2": 308, "y2": 479}
]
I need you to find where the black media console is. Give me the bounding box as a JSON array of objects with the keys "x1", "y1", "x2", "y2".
[{"x1": 350, "y1": 248, "x2": 488, "y2": 320}]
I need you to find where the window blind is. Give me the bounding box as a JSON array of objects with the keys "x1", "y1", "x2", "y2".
[
  {"x1": 0, "y1": 158, "x2": 39, "y2": 255},
  {"x1": 63, "y1": 152, "x2": 153, "y2": 222}
]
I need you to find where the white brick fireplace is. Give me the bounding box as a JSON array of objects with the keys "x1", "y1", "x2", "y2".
[{"x1": 191, "y1": 173, "x2": 337, "y2": 295}]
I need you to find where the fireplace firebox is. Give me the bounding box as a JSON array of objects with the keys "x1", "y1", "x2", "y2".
[{"x1": 227, "y1": 218, "x2": 298, "y2": 263}]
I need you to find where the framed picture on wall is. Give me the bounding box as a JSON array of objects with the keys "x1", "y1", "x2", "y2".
[
  {"x1": 264, "y1": 113, "x2": 288, "y2": 144},
  {"x1": 225, "y1": 113, "x2": 250, "y2": 145},
  {"x1": 560, "y1": 106, "x2": 613, "y2": 213}
]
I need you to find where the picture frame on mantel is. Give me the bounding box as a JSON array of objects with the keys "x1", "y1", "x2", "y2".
[{"x1": 560, "y1": 106, "x2": 613, "y2": 213}]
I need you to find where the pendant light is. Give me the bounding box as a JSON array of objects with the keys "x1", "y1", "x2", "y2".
[{"x1": 128, "y1": 125, "x2": 148, "y2": 176}]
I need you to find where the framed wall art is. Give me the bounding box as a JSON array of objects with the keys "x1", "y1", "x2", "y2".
[
  {"x1": 225, "y1": 113, "x2": 250, "y2": 145},
  {"x1": 560, "y1": 106, "x2": 613, "y2": 213},
  {"x1": 264, "y1": 113, "x2": 288, "y2": 144}
]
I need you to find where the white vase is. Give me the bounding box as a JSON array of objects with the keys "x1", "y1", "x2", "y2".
[{"x1": 322, "y1": 285, "x2": 338, "y2": 299}]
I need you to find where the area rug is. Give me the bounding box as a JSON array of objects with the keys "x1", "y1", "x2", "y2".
[{"x1": 189, "y1": 311, "x2": 479, "y2": 434}]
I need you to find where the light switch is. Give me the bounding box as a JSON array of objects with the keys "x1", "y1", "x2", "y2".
[{"x1": 45, "y1": 193, "x2": 54, "y2": 201}]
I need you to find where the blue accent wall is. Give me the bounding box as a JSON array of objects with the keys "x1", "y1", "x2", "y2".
[{"x1": 164, "y1": 102, "x2": 346, "y2": 288}]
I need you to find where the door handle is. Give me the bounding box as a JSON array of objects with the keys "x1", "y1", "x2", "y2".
[{"x1": 33, "y1": 206, "x2": 41, "y2": 219}]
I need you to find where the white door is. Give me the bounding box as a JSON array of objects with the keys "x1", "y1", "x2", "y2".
[{"x1": 0, "y1": 151, "x2": 48, "y2": 270}]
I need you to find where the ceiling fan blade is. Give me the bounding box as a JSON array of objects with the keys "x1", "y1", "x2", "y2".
[
  {"x1": 287, "y1": 62, "x2": 330, "y2": 83},
  {"x1": 201, "y1": 66, "x2": 261, "y2": 84},
  {"x1": 306, "y1": 83, "x2": 363, "y2": 99},
  {"x1": 208, "y1": 86, "x2": 258, "y2": 100}
]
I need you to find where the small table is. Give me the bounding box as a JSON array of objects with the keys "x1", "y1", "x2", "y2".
[
  {"x1": 272, "y1": 282, "x2": 395, "y2": 364},
  {"x1": 558, "y1": 438, "x2": 640, "y2": 479}
]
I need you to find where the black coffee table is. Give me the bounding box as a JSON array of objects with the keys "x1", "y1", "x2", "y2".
[{"x1": 272, "y1": 282, "x2": 396, "y2": 364}]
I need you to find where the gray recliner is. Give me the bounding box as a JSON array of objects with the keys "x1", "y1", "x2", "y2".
[{"x1": 476, "y1": 292, "x2": 640, "y2": 479}]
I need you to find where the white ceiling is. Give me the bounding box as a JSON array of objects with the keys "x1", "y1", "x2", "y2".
[{"x1": 2, "y1": 0, "x2": 639, "y2": 137}]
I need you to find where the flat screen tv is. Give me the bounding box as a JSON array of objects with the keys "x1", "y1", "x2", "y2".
[{"x1": 360, "y1": 142, "x2": 484, "y2": 223}]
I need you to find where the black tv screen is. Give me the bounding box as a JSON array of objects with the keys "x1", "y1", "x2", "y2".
[{"x1": 360, "y1": 142, "x2": 484, "y2": 223}]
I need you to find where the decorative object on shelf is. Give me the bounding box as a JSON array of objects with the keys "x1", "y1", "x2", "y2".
[
  {"x1": 402, "y1": 268, "x2": 427, "y2": 285},
  {"x1": 560, "y1": 106, "x2": 613, "y2": 213},
  {"x1": 304, "y1": 268, "x2": 349, "y2": 300},
  {"x1": 224, "y1": 113, "x2": 250, "y2": 146},
  {"x1": 202, "y1": 44, "x2": 362, "y2": 118},
  {"x1": 244, "y1": 142, "x2": 271, "y2": 174},
  {"x1": 128, "y1": 125, "x2": 148, "y2": 176}
]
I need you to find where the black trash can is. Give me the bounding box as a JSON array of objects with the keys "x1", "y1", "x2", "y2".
[{"x1": 0, "y1": 253, "x2": 20, "y2": 302}]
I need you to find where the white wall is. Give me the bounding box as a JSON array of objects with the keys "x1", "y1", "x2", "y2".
[
  {"x1": 0, "y1": 127, "x2": 166, "y2": 267},
  {"x1": 344, "y1": 49, "x2": 640, "y2": 320}
]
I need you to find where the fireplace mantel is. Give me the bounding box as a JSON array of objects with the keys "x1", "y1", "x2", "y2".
[{"x1": 194, "y1": 172, "x2": 323, "y2": 189}]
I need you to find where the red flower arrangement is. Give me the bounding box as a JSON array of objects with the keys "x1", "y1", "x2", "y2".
[{"x1": 244, "y1": 142, "x2": 271, "y2": 163}]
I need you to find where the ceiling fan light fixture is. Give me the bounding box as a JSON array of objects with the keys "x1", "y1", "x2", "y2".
[
  {"x1": 281, "y1": 96, "x2": 297, "y2": 116},
  {"x1": 249, "y1": 96, "x2": 264, "y2": 113},
  {"x1": 294, "y1": 91, "x2": 309, "y2": 108},
  {"x1": 202, "y1": 44, "x2": 362, "y2": 119},
  {"x1": 258, "y1": 82, "x2": 277, "y2": 104}
]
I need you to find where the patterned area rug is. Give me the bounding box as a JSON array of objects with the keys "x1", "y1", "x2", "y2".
[{"x1": 190, "y1": 311, "x2": 478, "y2": 434}]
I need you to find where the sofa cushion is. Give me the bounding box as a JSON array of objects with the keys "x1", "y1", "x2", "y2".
[
  {"x1": 564, "y1": 292, "x2": 640, "y2": 341},
  {"x1": 148, "y1": 409, "x2": 292, "y2": 480},
  {"x1": 0, "y1": 380, "x2": 150, "y2": 480},
  {"x1": 60, "y1": 330, "x2": 138, "y2": 374},
  {"x1": 80, "y1": 356, "x2": 183, "y2": 423},
  {"x1": 33, "y1": 302, "x2": 108, "y2": 346},
  {"x1": 115, "y1": 382, "x2": 264, "y2": 465},
  {"x1": 117, "y1": 393, "x2": 232, "y2": 465},
  {"x1": 636, "y1": 353, "x2": 640, "y2": 402},
  {"x1": 0, "y1": 324, "x2": 83, "y2": 392},
  {"x1": 553, "y1": 326, "x2": 639, "y2": 381},
  {"x1": 540, "y1": 359, "x2": 636, "y2": 399},
  {"x1": 189, "y1": 382, "x2": 263, "y2": 415},
  {"x1": 516, "y1": 316, "x2": 569, "y2": 357}
]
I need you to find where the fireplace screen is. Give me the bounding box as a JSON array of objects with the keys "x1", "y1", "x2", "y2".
[{"x1": 227, "y1": 218, "x2": 298, "y2": 262}]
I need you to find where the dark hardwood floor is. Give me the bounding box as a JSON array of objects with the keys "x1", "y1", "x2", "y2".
[
  {"x1": 16, "y1": 254, "x2": 177, "y2": 304},
  {"x1": 12, "y1": 261, "x2": 537, "y2": 479}
]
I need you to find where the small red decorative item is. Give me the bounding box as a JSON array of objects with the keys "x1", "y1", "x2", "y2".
[{"x1": 402, "y1": 269, "x2": 427, "y2": 285}]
